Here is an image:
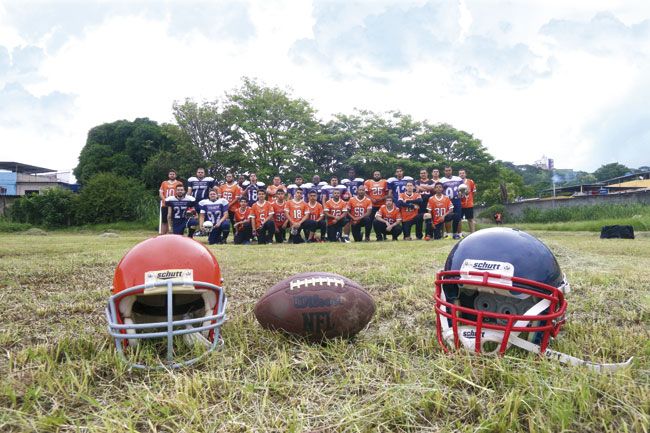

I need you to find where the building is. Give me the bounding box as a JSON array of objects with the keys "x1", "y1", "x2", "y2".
[
  {"x1": 0, "y1": 162, "x2": 78, "y2": 215},
  {"x1": 541, "y1": 171, "x2": 650, "y2": 198}
]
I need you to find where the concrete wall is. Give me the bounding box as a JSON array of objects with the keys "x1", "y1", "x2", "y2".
[
  {"x1": 16, "y1": 182, "x2": 62, "y2": 196},
  {"x1": 475, "y1": 189, "x2": 650, "y2": 219}
]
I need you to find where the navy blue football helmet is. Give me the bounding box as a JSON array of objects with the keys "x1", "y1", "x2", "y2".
[{"x1": 434, "y1": 227, "x2": 569, "y2": 356}]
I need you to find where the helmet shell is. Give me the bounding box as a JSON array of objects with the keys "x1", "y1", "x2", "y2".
[
  {"x1": 113, "y1": 235, "x2": 221, "y2": 295},
  {"x1": 445, "y1": 227, "x2": 564, "y2": 288}
]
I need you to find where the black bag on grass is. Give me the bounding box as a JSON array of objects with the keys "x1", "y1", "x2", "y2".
[{"x1": 600, "y1": 225, "x2": 634, "y2": 239}]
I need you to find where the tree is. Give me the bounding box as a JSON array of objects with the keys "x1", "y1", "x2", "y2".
[
  {"x1": 74, "y1": 118, "x2": 175, "y2": 185},
  {"x1": 225, "y1": 78, "x2": 320, "y2": 178},
  {"x1": 593, "y1": 163, "x2": 630, "y2": 181},
  {"x1": 172, "y1": 99, "x2": 243, "y2": 175}
]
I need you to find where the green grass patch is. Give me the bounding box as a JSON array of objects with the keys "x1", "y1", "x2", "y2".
[
  {"x1": 0, "y1": 232, "x2": 648, "y2": 432},
  {"x1": 519, "y1": 203, "x2": 650, "y2": 223},
  {"x1": 0, "y1": 218, "x2": 32, "y2": 233}
]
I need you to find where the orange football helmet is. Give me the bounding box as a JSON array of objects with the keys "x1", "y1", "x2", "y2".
[{"x1": 106, "y1": 235, "x2": 227, "y2": 369}]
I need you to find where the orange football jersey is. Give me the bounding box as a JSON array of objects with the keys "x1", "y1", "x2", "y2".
[
  {"x1": 251, "y1": 201, "x2": 274, "y2": 229},
  {"x1": 364, "y1": 179, "x2": 388, "y2": 207},
  {"x1": 348, "y1": 196, "x2": 372, "y2": 219},
  {"x1": 377, "y1": 204, "x2": 401, "y2": 225},
  {"x1": 461, "y1": 179, "x2": 476, "y2": 208},
  {"x1": 307, "y1": 202, "x2": 324, "y2": 221},
  {"x1": 159, "y1": 180, "x2": 183, "y2": 206},
  {"x1": 427, "y1": 195, "x2": 453, "y2": 225},
  {"x1": 398, "y1": 192, "x2": 422, "y2": 222},
  {"x1": 271, "y1": 199, "x2": 288, "y2": 228},
  {"x1": 286, "y1": 199, "x2": 310, "y2": 224},
  {"x1": 219, "y1": 182, "x2": 243, "y2": 212},
  {"x1": 324, "y1": 198, "x2": 349, "y2": 225},
  {"x1": 233, "y1": 206, "x2": 251, "y2": 231},
  {"x1": 266, "y1": 184, "x2": 286, "y2": 200}
]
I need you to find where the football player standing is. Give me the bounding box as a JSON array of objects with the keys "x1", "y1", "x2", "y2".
[
  {"x1": 387, "y1": 167, "x2": 414, "y2": 202},
  {"x1": 242, "y1": 173, "x2": 266, "y2": 206},
  {"x1": 459, "y1": 169, "x2": 477, "y2": 234},
  {"x1": 364, "y1": 170, "x2": 388, "y2": 240},
  {"x1": 158, "y1": 169, "x2": 183, "y2": 234},
  {"x1": 187, "y1": 167, "x2": 214, "y2": 209},
  {"x1": 415, "y1": 168, "x2": 434, "y2": 240},
  {"x1": 439, "y1": 166, "x2": 464, "y2": 239},
  {"x1": 219, "y1": 172, "x2": 243, "y2": 238},
  {"x1": 266, "y1": 175, "x2": 285, "y2": 201}
]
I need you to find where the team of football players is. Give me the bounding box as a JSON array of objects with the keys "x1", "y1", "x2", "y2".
[{"x1": 159, "y1": 166, "x2": 477, "y2": 244}]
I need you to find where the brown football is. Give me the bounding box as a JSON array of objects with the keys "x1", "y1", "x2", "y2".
[{"x1": 254, "y1": 272, "x2": 375, "y2": 340}]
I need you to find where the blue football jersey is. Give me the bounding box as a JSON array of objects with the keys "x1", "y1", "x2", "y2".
[
  {"x1": 440, "y1": 176, "x2": 464, "y2": 200},
  {"x1": 187, "y1": 176, "x2": 214, "y2": 203},
  {"x1": 387, "y1": 176, "x2": 414, "y2": 201},
  {"x1": 199, "y1": 198, "x2": 229, "y2": 224},
  {"x1": 165, "y1": 195, "x2": 196, "y2": 222},
  {"x1": 343, "y1": 178, "x2": 365, "y2": 197},
  {"x1": 242, "y1": 181, "x2": 266, "y2": 206}
]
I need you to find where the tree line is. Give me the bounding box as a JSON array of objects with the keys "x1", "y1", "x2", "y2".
[
  {"x1": 73, "y1": 77, "x2": 529, "y2": 207},
  {"x1": 12, "y1": 76, "x2": 634, "y2": 229}
]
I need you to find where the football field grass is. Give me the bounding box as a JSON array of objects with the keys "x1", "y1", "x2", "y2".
[{"x1": 0, "y1": 230, "x2": 648, "y2": 432}]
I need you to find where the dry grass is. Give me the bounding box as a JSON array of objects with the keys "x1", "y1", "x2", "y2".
[{"x1": 0, "y1": 230, "x2": 648, "y2": 432}]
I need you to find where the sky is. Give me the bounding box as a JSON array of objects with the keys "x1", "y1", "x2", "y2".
[{"x1": 1, "y1": 0, "x2": 649, "y2": 176}]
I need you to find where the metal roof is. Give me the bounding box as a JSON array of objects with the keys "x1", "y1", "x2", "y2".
[{"x1": 0, "y1": 161, "x2": 57, "y2": 174}]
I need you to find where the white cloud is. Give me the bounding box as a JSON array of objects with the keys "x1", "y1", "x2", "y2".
[{"x1": 0, "y1": 0, "x2": 648, "y2": 174}]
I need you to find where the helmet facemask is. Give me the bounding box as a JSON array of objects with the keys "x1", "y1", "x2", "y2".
[
  {"x1": 434, "y1": 259, "x2": 569, "y2": 356},
  {"x1": 106, "y1": 278, "x2": 227, "y2": 369}
]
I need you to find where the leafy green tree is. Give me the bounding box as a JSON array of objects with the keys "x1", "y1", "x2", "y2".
[
  {"x1": 172, "y1": 99, "x2": 244, "y2": 176},
  {"x1": 225, "y1": 78, "x2": 320, "y2": 179},
  {"x1": 74, "y1": 118, "x2": 175, "y2": 185},
  {"x1": 593, "y1": 163, "x2": 630, "y2": 181}
]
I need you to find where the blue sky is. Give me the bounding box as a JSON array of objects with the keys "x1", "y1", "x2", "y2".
[{"x1": 1, "y1": 0, "x2": 649, "y2": 175}]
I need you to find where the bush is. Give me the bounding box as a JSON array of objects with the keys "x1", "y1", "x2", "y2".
[
  {"x1": 8, "y1": 188, "x2": 78, "y2": 228},
  {"x1": 76, "y1": 173, "x2": 158, "y2": 224},
  {"x1": 518, "y1": 203, "x2": 650, "y2": 224},
  {"x1": 0, "y1": 217, "x2": 32, "y2": 232}
]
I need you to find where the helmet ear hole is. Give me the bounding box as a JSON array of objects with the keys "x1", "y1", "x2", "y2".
[{"x1": 481, "y1": 340, "x2": 500, "y2": 354}]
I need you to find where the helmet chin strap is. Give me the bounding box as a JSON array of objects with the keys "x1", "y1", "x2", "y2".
[{"x1": 439, "y1": 292, "x2": 633, "y2": 372}]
